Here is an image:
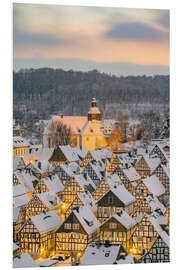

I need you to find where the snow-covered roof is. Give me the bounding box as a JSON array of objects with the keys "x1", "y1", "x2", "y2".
[
  {"x1": 104, "y1": 175, "x2": 135, "y2": 206},
  {"x1": 88, "y1": 162, "x2": 103, "y2": 180},
  {"x1": 121, "y1": 140, "x2": 141, "y2": 152},
  {"x1": 117, "y1": 153, "x2": 134, "y2": 168},
  {"x1": 112, "y1": 210, "x2": 136, "y2": 230},
  {"x1": 52, "y1": 115, "x2": 88, "y2": 135},
  {"x1": 30, "y1": 210, "x2": 62, "y2": 234},
  {"x1": 13, "y1": 207, "x2": 20, "y2": 222},
  {"x1": 68, "y1": 162, "x2": 81, "y2": 174},
  {"x1": 43, "y1": 174, "x2": 64, "y2": 193},
  {"x1": 150, "y1": 143, "x2": 170, "y2": 161},
  {"x1": 59, "y1": 145, "x2": 79, "y2": 162},
  {"x1": 75, "y1": 147, "x2": 88, "y2": 159},
  {"x1": 81, "y1": 242, "x2": 122, "y2": 265},
  {"x1": 123, "y1": 167, "x2": 140, "y2": 182},
  {"x1": 24, "y1": 146, "x2": 54, "y2": 163},
  {"x1": 13, "y1": 157, "x2": 25, "y2": 171},
  {"x1": 14, "y1": 169, "x2": 38, "y2": 193},
  {"x1": 142, "y1": 175, "x2": 165, "y2": 197},
  {"x1": 13, "y1": 194, "x2": 30, "y2": 208},
  {"x1": 73, "y1": 206, "x2": 100, "y2": 234},
  {"x1": 147, "y1": 211, "x2": 169, "y2": 247},
  {"x1": 56, "y1": 163, "x2": 75, "y2": 178},
  {"x1": 73, "y1": 173, "x2": 96, "y2": 193},
  {"x1": 142, "y1": 155, "x2": 161, "y2": 173},
  {"x1": 90, "y1": 149, "x2": 110, "y2": 161},
  {"x1": 13, "y1": 184, "x2": 26, "y2": 198},
  {"x1": 78, "y1": 191, "x2": 97, "y2": 212},
  {"x1": 13, "y1": 136, "x2": 29, "y2": 148},
  {"x1": 146, "y1": 194, "x2": 166, "y2": 214},
  {"x1": 116, "y1": 254, "x2": 136, "y2": 264},
  {"x1": 32, "y1": 160, "x2": 53, "y2": 174},
  {"x1": 37, "y1": 192, "x2": 56, "y2": 208},
  {"x1": 136, "y1": 147, "x2": 147, "y2": 156},
  {"x1": 161, "y1": 164, "x2": 170, "y2": 178},
  {"x1": 13, "y1": 253, "x2": 39, "y2": 268}
]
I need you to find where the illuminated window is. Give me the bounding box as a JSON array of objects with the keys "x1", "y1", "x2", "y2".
[
  {"x1": 153, "y1": 248, "x2": 157, "y2": 254},
  {"x1": 164, "y1": 248, "x2": 169, "y2": 255},
  {"x1": 109, "y1": 222, "x2": 117, "y2": 229},
  {"x1": 73, "y1": 224, "x2": 80, "y2": 230},
  {"x1": 64, "y1": 223, "x2": 71, "y2": 230}
]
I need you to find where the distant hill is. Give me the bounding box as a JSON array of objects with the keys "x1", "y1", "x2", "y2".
[{"x1": 13, "y1": 68, "x2": 169, "y2": 124}]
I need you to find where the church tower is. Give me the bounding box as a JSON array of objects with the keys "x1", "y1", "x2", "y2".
[{"x1": 88, "y1": 98, "x2": 101, "y2": 122}]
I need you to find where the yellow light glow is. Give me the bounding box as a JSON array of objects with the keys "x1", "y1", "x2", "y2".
[
  {"x1": 29, "y1": 156, "x2": 35, "y2": 163},
  {"x1": 61, "y1": 203, "x2": 67, "y2": 210},
  {"x1": 129, "y1": 247, "x2": 137, "y2": 254}
]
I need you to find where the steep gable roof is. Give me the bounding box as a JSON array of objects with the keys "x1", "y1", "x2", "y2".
[
  {"x1": 142, "y1": 175, "x2": 165, "y2": 197},
  {"x1": 30, "y1": 210, "x2": 62, "y2": 234},
  {"x1": 73, "y1": 206, "x2": 100, "y2": 234}
]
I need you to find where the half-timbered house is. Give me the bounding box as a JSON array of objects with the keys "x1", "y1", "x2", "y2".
[
  {"x1": 99, "y1": 210, "x2": 142, "y2": 251},
  {"x1": 133, "y1": 175, "x2": 165, "y2": 216},
  {"x1": 60, "y1": 173, "x2": 96, "y2": 206},
  {"x1": 33, "y1": 173, "x2": 64, "y2": 196},
  {"x1": 83, "y1": 161, "x2": 103, "y2": 186},
  {"x1": 106, "y1": 153, "x2": 121, "y2": 174},
  {"x1": 13, "y1": 169, "x2": 39, "y2": 197},
  {"x1": 92, "y1": 177, "x2": 110, "y2": 202},
  {"x1": 97, "y1": 179, "x2": 135, "y2": 223},
  {"x1": 18, "y1": 210, "x2": 62, "y2": 258},
  {"x1": 149, "y1": 143, "x2": 169, "y2": 163},
  {"x1": 113, "y1": 166, "x2": 140, "y2": 194},
  {"x1": 24, "y1": 192, "x2": 58, "y2": 220},
  {"x1": 135, "y1": 155, "x2": 160, "y2": 178},
  {"x1": 13, "y1": 207, "x2": 26, "y2": 245},
  {"x1": 153, "y1": 163, "x2": 169, "y2": 195},
  {"x1": 53, "y1": 163, "x2": 75, "y2": 186},
  {"x1": 130, "y1": 211, "x2": 168, "y2": 258},
  {"x1": 64, "y1": 191, "x2": 97, "y2": 219},
  {"x1": 55, "y1": 206, "x2": 100, "y2": 258},
  {"x1": 137, "y1": 235, "x2": 169, "y2": 263}
]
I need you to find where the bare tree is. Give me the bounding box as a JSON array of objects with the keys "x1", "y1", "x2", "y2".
[{"x1": 48, "y1": 121, "x2": 72, "y2": 147}]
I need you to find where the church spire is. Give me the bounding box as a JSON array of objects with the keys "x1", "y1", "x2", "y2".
[
  {"x1": 88, "y1": 97, "x2": 101, "y2": 121},
  {"x1": 91, "y1": 97, "x2": 97, "y2": 107}
]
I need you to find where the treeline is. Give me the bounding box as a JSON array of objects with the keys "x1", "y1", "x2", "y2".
[{"x1": 13, "y1": 68, "x2": 169, "y2": 125}]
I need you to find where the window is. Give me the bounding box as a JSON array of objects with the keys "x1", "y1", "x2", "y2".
[
  {"x1": 164, "y1": 248, "x2": 169, "y2": 255},
  {"x1": 64, "y1": 223, "x2": 71, "y2": 230},
  {"x1": 108, "y1": 196, "x2": 113, "y2": 204},
  {"x1": 73, "y1": 224, "x2": 80, "y2": 230},
  {"x1": 109, "y1": 222, "x2": 117, "y2": 229},
  {"x1": 153, "y1": 248, "x2": 157, "y2": 254}
]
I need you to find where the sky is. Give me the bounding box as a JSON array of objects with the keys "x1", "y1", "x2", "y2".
[{"x1": 13, "y1": 3, "x2": 169, "y2": 76}]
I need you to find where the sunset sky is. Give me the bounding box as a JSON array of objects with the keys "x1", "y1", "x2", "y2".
[{"x1": 13, "y1": 3, "x2": 169, "y2": 76}]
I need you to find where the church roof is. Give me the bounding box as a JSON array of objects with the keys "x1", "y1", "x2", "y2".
[{"x1": 52, "y1": 115, "x2": 87, "y2": 135}]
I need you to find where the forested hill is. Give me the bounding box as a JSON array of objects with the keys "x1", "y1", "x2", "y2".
[{"x1": 13, "y1": 68, "x2": 169, "y2": 123}]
